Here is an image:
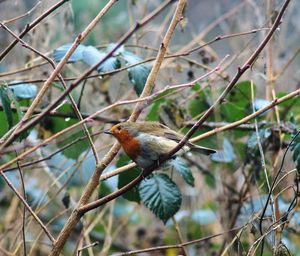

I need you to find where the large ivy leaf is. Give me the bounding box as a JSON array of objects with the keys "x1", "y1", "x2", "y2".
[
  {"x1": 53, "y1": 43, "x2": 86, "y2": 63},
  {"x1": 0, "y1": 86, "x2": 13, "y2": 129},
  {"x1": 139, "y1": 173, "x2": 182, "y2": 223},
  {"x1": 117, "y1": 155, "x2": 141, "y2": 203},
  {"x1": 211, "y1": 138, "x2": 236, "y2": 163},
  {"x1": 122, "y1": 51, "x2": 150, "y2": 95},
  {"x1": 9, "y1": 83, "x2": 37, "y2": 99},
  {"x1": 169, "y1": 157, "x2": 194, "y2": 187},
  {"x1": 82, "y1": 46, "x2": 121, "y2": 72}
]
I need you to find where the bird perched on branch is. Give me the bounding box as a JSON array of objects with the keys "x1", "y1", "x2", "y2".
[{"x1": 104, "y1": 121, "x2": 216, "y2": 169}]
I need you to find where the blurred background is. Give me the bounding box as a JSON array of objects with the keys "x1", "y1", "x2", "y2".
[{"x1": 0, "y1": 0, "x2": 299, "y2": 255}]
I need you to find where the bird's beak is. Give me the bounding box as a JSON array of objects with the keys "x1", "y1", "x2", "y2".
[{"x1": 104, "y1": 130, "x2": 113, "y2": 135}]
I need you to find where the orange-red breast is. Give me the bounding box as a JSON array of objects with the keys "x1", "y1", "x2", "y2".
[{"x1": 104, "y1": 121, "x2": 216, "y2": 169}]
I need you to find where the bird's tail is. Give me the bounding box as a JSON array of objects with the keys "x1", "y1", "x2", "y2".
[{"x1": 188, "y1": 143, "x2": 217, "y2": 155}]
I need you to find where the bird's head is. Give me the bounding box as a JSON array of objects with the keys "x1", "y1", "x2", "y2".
[{"x1": 104, "y1": 122, "x2": 140, "y2": 143}]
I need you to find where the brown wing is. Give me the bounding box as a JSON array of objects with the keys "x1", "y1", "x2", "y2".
[
  {"x1": 164, "y1": 129, "x2": 216, "y2": 155},
  {"x1": 137, "y1": 122, "x2": 173, "y2": 137},
  {"x1": 137, "y1": 122, "x2": 216, "y2": 155}
]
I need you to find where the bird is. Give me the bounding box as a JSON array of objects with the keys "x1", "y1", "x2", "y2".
[{"x1": 104, "y1": 121, "x2": 216, "y2": 169}]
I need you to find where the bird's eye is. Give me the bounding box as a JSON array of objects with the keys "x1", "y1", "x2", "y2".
[{"x1": 117, "y1": 126, "x2": 121, "y2": 131}]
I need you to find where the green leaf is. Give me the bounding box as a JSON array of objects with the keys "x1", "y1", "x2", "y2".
[
  {"x1": 228, "y1": 80, "x2": 254, "y2": 108},
  {"x1": 169, "y1": 158, "x2": 194, "y2": 187},
  {"x1": 291, "y1": 132, "x2": 300, "y2": 172},
  {"x1": 276, "y1": 91, "x2": 300, "y2": 120},
  {"x1": 204, "y1": 173, "x2": 216, "y2": 188},
  {"x1": 139, "y1": 173, "x2": 182, "y2": 223},
  {"x1": 0, "y1": 111, "x2": 8, "y2": 137},
  {"x1": 44, "y1": 104, "x2": 90, "y2": 159},
  {"x1": 146, "y1": 91, "x2": 169, "y2": 121},
  {"x1": 122, "y1": 51, "x2": 150, "y2": 95},
  {"x1": 53, "y1": 43, "x2": 86, "y2": 63},
  {"x1": 187, "y1": 88, "x2": 212, "y2": 118},
  {"x1": 6, "y1": 88, "x2": 23, "y2": 120},
  {"x1": 220, "y1": 103, "x2": 245, "y2": 122},
  {"x1": 9, "y1": 83, "x2": 37, "y2": 99},
  {"x1": 0, "y1": 86, "x2": 13, "y2": 129},
  {"x1": 82, "y1": 46, "x2": 121, "y2": 72},
  {"x1": 106, "y1": 43, "x2": 125, "y2": 55},
  {"x1": 53, "y1": 44, "x2": 121, "y2": 72},
  {"x1": 6, "y1": 87, "x2": 29, "y2": 140},
  {"x1": 220, "y1": 80, "x2": 254, "y2": 122},
  {"x1": 117, "y1": 155, "x2": 141, "y2": 203}
]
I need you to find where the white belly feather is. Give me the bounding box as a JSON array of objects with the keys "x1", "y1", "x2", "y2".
[{"x1": 134, "y1": 134, "x2": 188, "y2": 168}]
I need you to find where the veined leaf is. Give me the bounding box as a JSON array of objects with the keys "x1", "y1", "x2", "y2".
[
  {"x1": 139, "y1": 173, "x2": 182, "y2": 223},
  {"x1": 82, "y1": 46, "x2": 121, "y2": 72},
  {"x1": 53, "y1": 43, "x2": 86, "y2": 63},
  {"x1": 169, "y1": 157, "x2": 194, "y2": 187},
  {"x1": 9, "y1": 83, "x2": 37, "y2": 99},
  {"x1": 122, "y1": 51, "x2": 150, "y2": 95},
  {"x1": 43, "y1": 104, "x2": 90, "y2": 159}
]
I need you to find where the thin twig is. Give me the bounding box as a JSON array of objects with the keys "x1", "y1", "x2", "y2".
[
  {"x1": 48, "y1": 1, "x2": 180, "y2": 255},
  {"x1": 112, "y1": 226, "x2": 245, "y2": 256},
  {"x1": 1, "y1": 1, "x2": 41, "y2": 24},
  {"x1": 0, "y1": 0, "x2": 118, "y2": 151},
  {"x1": 77, "y1": 242, "x2": 99, "y2": 256},
  {"x1": 0, "y1": 0, "x2": 69, "y2": 61},
  {"x1": 0, "y1": 0, "x2": 174, "y2": 151},
  {"x1": 0, "y1": 55, "x2": 223, "y2": 172},
  {"x1": 2, "y1": 27, "x2": 268, "y2": 84},
  {"x1": 172, "y1": 217, "x2": 188, "y2": 256},
  {"x1": 0, "y1": 22, "x2": 100, "y2": 164},
  {"x1": 16, "y1": 161, "x2": 27, "y2": 256},
  {"x1": 0, "y1": 172, "x2": 55, "y2": 243}
]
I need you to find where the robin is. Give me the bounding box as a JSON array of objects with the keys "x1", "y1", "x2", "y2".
[{"x1": 104, "y1": 121, "x2": 216, "y2": 169}]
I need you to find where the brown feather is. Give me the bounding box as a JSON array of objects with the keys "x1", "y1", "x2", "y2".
[{"x1": 120, "y1": 121, "x2": 216, "y2": 155}]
